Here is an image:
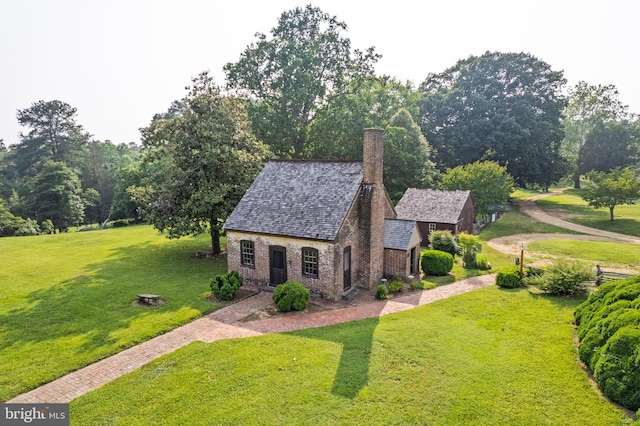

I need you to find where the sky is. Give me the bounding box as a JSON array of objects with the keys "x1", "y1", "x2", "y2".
[{"x1": 1, "y1": 0, "x2": 638, "y2": 146}]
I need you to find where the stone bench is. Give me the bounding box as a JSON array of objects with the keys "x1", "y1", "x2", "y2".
[{"x1": 137, "y1": 294, "x2": 160, "y2": 306}]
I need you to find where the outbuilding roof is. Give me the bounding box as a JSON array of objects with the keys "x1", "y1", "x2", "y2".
[
  {"x1": 383, "y1": 219, "x2": 419, "y2": 250},
  {"x1": 395, "y1": 188, "x2": 472, "y2": 224},
  {"x1": 224, "y1": 160, "x2": 363, "y2": 241}
]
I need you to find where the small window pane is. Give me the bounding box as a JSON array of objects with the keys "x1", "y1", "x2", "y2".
[
  {"x1": 302, "y1": 248, "x2": 318, "y2": 277},
  {"x1": 241, "y1": 241, "x2": 254, "y2": 266}
]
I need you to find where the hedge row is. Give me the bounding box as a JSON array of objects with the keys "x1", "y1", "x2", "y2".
[{"x1": 574, "y1": 276, "x2": 640, "y2": 411}]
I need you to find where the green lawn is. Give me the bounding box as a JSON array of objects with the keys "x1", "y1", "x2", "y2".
[
  {"x1": 70, "y1": 286, "x2": 632, "y2": 425},
  {"x1": 0, "y1": 225, "x2": 225, "y2": 401},
  {"x1": 527, "y1": 239, "x2": 640, "y2": 270},
  {"x1": 536, "y1": 190, "x2": 640, "y2": 237}
]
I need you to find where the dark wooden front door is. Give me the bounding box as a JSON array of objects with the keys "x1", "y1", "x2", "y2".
[
  {"x1": 269, "y1": 246, "x2": 287, "y2": 285},
  {"x1": 343, "y1": 247, "x2": 351, "y2": 290}
]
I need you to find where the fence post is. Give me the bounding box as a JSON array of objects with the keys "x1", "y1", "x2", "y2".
[{"x1": 596, "y1": 264, "x2": 602, "y2": 286}]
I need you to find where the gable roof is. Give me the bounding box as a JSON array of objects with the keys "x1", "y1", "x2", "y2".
[
  {"x1": 395, "y1": 188, "x2": 472, "y2": 224},
  {"x1": 224, "y1": 160, "x2": 363, "y2": 241},
  {"x1": 383, "y1": 219, "x2": 419, "y2": 250}
]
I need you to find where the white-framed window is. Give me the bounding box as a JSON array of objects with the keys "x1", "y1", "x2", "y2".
[
  {"x1": 240, "y1": 240, "x2": 255, "y2": 267},
  {"x1": 302, "y1": 248, "x2": 319, "y2": 278},
  {"x1": 428, "y1": 223, "x2": 437, "y2": 232}
]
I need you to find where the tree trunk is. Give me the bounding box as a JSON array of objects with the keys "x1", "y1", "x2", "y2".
[
  {"x1": 609, "y1": 206, "x2": 615, "y2": 221},
  {"x1": 211, "y1": 228, "x2": 221, "y2": 255},
  {"x1": 573, "y1": 172, "x2": 581, "y2": 189}
]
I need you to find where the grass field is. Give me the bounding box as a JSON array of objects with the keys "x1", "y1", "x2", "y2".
[
  {"x1": 527, "y1": 239, "x2": 640, "y2": 270},
  {"x1": 0, "y1": 225, "x2": 225, "y2": 401},
  {"x1": 70, "y1": 286, "x2": 632, "y2": 425},
  {"x1": 536, "y1": 190, "x2": 640, "y2": 238}
]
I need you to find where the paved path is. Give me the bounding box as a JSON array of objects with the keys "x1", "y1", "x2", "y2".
[
  {"x1": 8, "y1": 275, "x2": 495, "y2": 404},
  {"x1": 519, "y1": 193, "x2": 640, "y2": 244}
]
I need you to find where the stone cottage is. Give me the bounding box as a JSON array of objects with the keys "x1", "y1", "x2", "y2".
[
  {"x1": 395, "y1": 188, "x2": 475, "y2": 246},
  {"x1": 223, "y1": 129, "x2": 422, "y2": 302}
]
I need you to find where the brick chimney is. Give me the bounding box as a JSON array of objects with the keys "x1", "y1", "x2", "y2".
[
  {"x1": 363, "y1": 128, "x2": 384, "y2": 184},
  {"x1": 359, "y1": 128, "x2": 385, "y2": 289}
]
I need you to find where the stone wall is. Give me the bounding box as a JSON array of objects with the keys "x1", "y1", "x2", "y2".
[{"x1": 226, "y1": 231, "x2": 339, "y2": 301}]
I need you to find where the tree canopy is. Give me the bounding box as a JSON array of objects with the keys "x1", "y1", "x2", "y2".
[
  {"x1": 581, "y1": 167, "x2": 640, "y2": 221},
  {"x1": 562, "y1": 81, "x2": 629, "y2": 188},
  {"x1": 578, "y1": 120, "x2": 639, "y2": 176},
  {"x1": 439, "y1": 161, "x2": 514, "y2": 218},
  {"x1": 224, "y1": 4, "x2": 379, "y2": 157},
  {"x1": 420, "y1": 51, "x2": 567, "y2": 188},
  {"x1": 134, "y1": 72, "x2": 272, "y2": 254},
  {"x1": 383, "y1": 109, "x2": 437, "y2": 202}
]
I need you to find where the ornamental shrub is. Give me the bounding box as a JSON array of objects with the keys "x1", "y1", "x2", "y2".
[
  {"x1": 421, "y1": 250, "x2": 454, "y2": 276},
  {"x1": 273, "y1": 281, "x2": 310, "y2": 312},
  {"x1": 475, "y1": 254, "x2": 491, "y2": 270},
  {"x1": 429, "y1": 230, "x2": 460, "y2": 257},
  {"x1": 388, "y1": 277, "x2": 404, "y2": 293},
  {"x1": 210, "y1": 271, "x2": 243, "y2": 301},
  {"x1": 495, "y1": 267, "x2": 524, "y2": 289},
  {"x1": 575, "y1": 276, "x2": 640, "y2": 410},
  {"x1": 525, "y1": 261, "x2": 593, "y2": 296},
  {"x1": 375, "y1": 284, "x2": 389, "y2": 300}
]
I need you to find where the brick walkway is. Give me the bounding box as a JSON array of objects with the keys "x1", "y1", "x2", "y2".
[{"x1": 8, "y1": 274, "x2": 494, "y2": 404}]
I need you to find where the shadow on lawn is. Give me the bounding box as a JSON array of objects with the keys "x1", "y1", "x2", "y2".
[
  {"x1": 0, "y1": 239, "x2": 224, "y2": 377},
  {"x1": 289, "y1": 315, "x2": 381, "y2": 399}
]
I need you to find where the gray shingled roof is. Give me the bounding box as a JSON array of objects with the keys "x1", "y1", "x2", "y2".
[
  {"x1": 395, "y1": 188, "x2": 472, "y2": 224},
  {"x1": 383, "y1": 219, "x2": 417, "y2": 250},
  {"x1": 224, "y1": 160, "x2": 363, "y2": 241}
]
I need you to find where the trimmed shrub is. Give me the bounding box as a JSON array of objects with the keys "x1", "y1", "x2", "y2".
[
  {"x1": 210, "y1": 271, "x2": 243, "y2": 301},
  {"x1": 40, "y1": 219, "x2": 55, "y2": 235},
  {"x1": 273, "y1": 281, "x2": 310, "y2": 312},
  {"x1": 421, "y1": 250, "x2": 454, "y2": 276},
  {"x1": 429, "y1": 230, "x2": 460, "y2": 257},
  {"x1": 495, "y1": 267, "x2": 524, "y2": 289},
  {"x1": 375, "y1": 284, "x2": 389, "y2": 300},
  {"x1": 575, "y1": 276, "x2": 640, "y2": 410},
  {"x1": 525, "y1": 261, "x2": 593, "y2": 296}
]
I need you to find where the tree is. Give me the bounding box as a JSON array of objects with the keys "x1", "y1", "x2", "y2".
[
  {"x1": 306, "y1": 76, "x2": 422, "y2": 160},
  {"x1": 383, "y1": 109, "x2": 437, "y2": 202},
  {"x1": 20, "y1": 161, "x2": 85, "y2": 232},
  {"x1": 224, "y1": 5, "x2": 379, "y2": 157},
  {"x1": 457, "y1": 232, "x2": 482, "y2": 268},
  {"x1": 562, "y1": 82, "x2": 629, "y2": 188},
  {"x1": 439, "y1": 161, "x2": 514, "y2": 218},
  {"x1": 80, "y1": 141, "x2": 121, "y2": 223},
  {"x1": 134, "y1": 72, "x2": 271, "y2": 254},
  {"x1": 578, "y1": 120, "x2": 639, "y2": 175},
  {"x1": 582, "y1": 167, "x2": 640, "y2": 221},
  {"x1": 14, "y1": 100, "x2": 89, "y2": 177},
  {"x1": 420, "y1": 51, "x2": 566, "y2": 187}
]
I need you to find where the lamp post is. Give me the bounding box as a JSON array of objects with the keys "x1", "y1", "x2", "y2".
[{"x1": 519, "y1": 242, "x2": 525, "y2": 278}]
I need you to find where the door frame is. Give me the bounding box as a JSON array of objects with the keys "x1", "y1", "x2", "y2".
[{"x1": 269, "y1": 246, "x2": 287, "y2": 286}]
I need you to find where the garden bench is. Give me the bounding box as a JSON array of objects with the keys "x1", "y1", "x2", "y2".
[{"x1": 137, "y1": 293, "x2": 160, "y2": 306}]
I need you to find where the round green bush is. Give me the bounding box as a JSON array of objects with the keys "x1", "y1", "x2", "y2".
[
  {"x1": 273, "y1": 281, "x2": 310, "y2": 312},
  {"x1": 375, "y1": 284, "x2": 389, "y2": 300},
  {"x1": 210, "y1": 271, "x2": 243, "y2": 301},
  {"x1": 429, "y1": 230, "x2": 460, "y2": 257},
  {"x1": 495, "y1": 267, "x2": 524, "y2": 289},
  {"x1": 420, "y1": 250, "x2": 454, "y2": 276},
  {"x1": 475, "y1": 254, "x2": 491, "y2": 270}
]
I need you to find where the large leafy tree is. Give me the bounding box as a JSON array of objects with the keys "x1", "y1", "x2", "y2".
[
  {"x1": 420, "y1": 51, "x2": 566, "y2": 187},
  {"x1": 14, "y1": 100, "x2": 89, "y2": 177},
  {"x1": 19, "y1": 161, "x2": 85, "y2": 232},
  {"x1": 384, "y1": 109, "x2": 437, "y2": 202},
  {"x1": 582, "y1": 167, "x2": 640, "y2": 221},
  {"x1": 134, "y1": 72, "x2": 271, "y2": 254},
  {"x1": 562, "y1": 82, "x2": 629, "y2": 188},
  {"x1": 578, "y1": 120, "x2": 639, "y2": 175},
  {"x1": 224, "y1": 4, "x2": 379, "y2": 157},
  {"x1": 439, "y1": 161, "x2": 514, "y2": 218},
  {"x1": 306, "y1": 76, "x2": 422, "y2": 160}
]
